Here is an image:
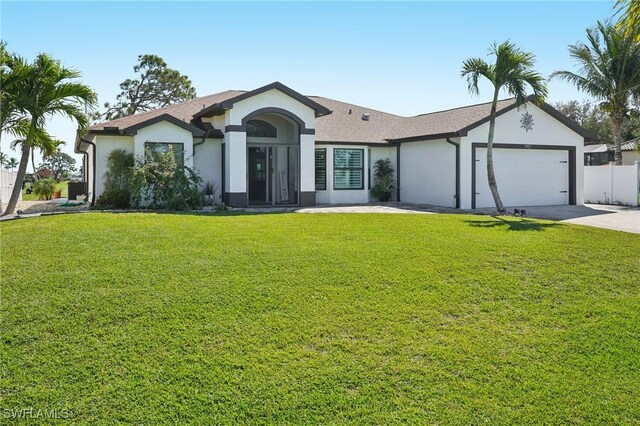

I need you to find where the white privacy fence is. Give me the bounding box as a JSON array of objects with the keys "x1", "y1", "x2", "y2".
[
  {"x1": 584, "y1": 162, "x2": 640, "y2": 207},
  {"x1": 0, "y1": 169, "x2": 22, "y2": 206}
]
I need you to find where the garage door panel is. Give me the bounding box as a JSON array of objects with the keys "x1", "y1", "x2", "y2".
[{"x1": 475, "y1": 148, "x2": 569, "y2": 208}]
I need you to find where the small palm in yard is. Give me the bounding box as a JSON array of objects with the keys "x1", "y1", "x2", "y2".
[
  {"x1": 1, "y1": 52, "x2": 96, "y2": 216},
  {"x1": 461, "y1": 41, "x2": 547, "y2": 213},
  {"x1": 371, "y1": 158, "x2": 395, "y2": 202},
  {"x1": 551, "y1": 22, "x2": 640, "y2": 165}
]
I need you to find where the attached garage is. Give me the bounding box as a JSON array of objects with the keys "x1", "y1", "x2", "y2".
[{"x1": 472, "y1": 144, "x2": 575, "y2": 208}]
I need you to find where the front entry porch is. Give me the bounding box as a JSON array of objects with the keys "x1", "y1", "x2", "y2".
[{"x1": 247, "y1": 144, "x2": 300, "y2": 206}]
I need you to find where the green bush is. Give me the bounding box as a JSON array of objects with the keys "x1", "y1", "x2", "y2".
[
  {"x1": 33, "y1": 178, "x2": 57, "y2": 200},
  {"x1": 371, "y1": 158, "x2": 395, "y2": 202},
  {"x1": 130, "y1": 147, "x2": 204, "y2": 211},
  {"x1": 95, "y1": 149, "x2": 134, "y2": 209}
]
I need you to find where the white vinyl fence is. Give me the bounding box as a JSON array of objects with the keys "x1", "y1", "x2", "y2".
[
  {"x1": 584, "y1": 162, "x2": 640, "y2": 207},
  {"x1": 0, "y1": 169, "x2": 22, "y2": 206}
]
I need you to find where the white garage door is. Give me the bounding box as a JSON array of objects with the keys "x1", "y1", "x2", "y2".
[{"x1": 475, "y1": 147, "x2": 569, "y2": 208}]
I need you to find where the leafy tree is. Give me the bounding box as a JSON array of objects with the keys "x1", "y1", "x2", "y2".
[
  {"x1": 6, "y1": 157, "x2": 19, "y2": 172},
  {"x1": 1, "y1": 53, "x2": 97, "y2": 216},
  {"x1": 554, "y1": 99, "x2": 640, "y2": 143},
  {"x1": 39, "y1": 149, "x2": 77, "y2": 181},
  {"x1": 100, "y1": 54, "x2": 197, "y2": 121},
  {"x1": 461, "y1": 41, "x2": 548, "y2": 212},
  {"x1": 552, "y1": 22, "x2": 640, "y2": 165}
]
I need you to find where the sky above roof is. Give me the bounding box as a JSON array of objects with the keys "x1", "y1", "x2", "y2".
[{"x1": 1, "y1": 1, "x2": 615, "y2": 163}]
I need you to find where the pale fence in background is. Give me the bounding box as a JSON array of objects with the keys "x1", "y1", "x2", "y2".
[
  {"x1": 584, "y1": 162, "x2": 640, "y2": 207},
  {"x1": 0, "y1": 169, "x2": 22, "y2": 206}
]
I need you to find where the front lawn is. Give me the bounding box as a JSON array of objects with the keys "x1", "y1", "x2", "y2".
[{"x1": 1, "y1": 213, "x2": 638, "y2": 424}]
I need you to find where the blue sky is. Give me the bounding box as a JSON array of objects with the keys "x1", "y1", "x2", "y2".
[{"x1": 1, "y1": 1, "x2": 615, "y2": 163}]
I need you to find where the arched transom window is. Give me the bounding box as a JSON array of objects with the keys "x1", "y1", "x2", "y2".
[{"x1": 247, "y1": 119, "x2": 277, "y2": 138}]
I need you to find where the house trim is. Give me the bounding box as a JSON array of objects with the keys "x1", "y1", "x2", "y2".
[
  {"x1": 224, "y1": 107, "x2": 315, "y2": 135},
  {"x1": 194, "y1": 82, "x2": 332, "y2": 119}
]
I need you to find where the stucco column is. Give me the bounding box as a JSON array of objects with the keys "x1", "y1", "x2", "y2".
[
  {"x1": 299, "y1": 133, "x2": 316, "y2": 206},
  {"x1": 225, "y1": 130, "x2": 247, "y2": 207}
]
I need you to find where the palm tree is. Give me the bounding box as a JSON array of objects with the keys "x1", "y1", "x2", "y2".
[
  {"x1": 461, "y1": 41, "x2": 548, "y2": 212},
  {"x1": 2, "y1": 53, "x2": 97, "y2": 216},
  {"x1": 552, "y1": 22, "x2": 640, "y2": 165},
  {"x1": 7, "y1": 157, "x2": 19, "y2": 172},
  {"x1": 615, "y1": 0, "x2": 640, "y2": 41},
  {"x1": 0, "y1": 43, "x2": 32, "y2": 144}
]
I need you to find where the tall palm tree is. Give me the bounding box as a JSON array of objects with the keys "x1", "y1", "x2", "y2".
[
  {"x1": 0, "y1": 43, "x2": 31, "y2": 144},
  {"x1": 7, "y1": 157, "x2": 19, "y2": 172},
  {"x1": 461, "y1": 41, "x2": 548, "y2": 212},
  {"x1": 2, "y1": 53, "x2": 97, "y2": 216},
  {"x1": 616, "y1": 0, "x2": 640, "y2": 41},
  {"x1": 552, "y1": 22, "x2": 640, "y2": 165}
]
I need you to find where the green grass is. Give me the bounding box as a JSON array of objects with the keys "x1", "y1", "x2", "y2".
[
  {"x1": 21, "y1": 180, "x2": 68, "y2": 201},
  {"x1": 1, "y1": 213, "x2": 638, "y2": 424}
]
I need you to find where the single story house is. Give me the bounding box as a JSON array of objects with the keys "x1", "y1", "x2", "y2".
[
  {"x1": 584, "y1": 139, "x2": 640, "y2": 166},
  {"x1": 76, "y1": 82, "x2": 594, "y2": 209}
]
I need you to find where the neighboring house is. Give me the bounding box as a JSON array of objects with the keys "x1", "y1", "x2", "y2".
[
  {"x1": 584, "y1": 139, "x2": 640, "y2": 166},
  {"x1": 76, "y1": 81, "x2": 593, "y2": 209},
  {"x1": 36, "y1": 168, "x2": 53, "y2": 179}
]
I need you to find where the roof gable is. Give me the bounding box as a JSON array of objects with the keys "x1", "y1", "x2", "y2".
[
  {"x1": 387, "y1": 96, "x2": 596, "y2": 143},
  {"x1": 193, "y1": 82, "x2": 332, "y2": 119}
]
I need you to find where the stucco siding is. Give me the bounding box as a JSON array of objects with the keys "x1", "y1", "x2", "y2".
[
  {"x1": 134, "y1": 120, "x2": 194, "y2": 168},
  {"x1": 370, "y1": 146, "x2": 398, "y2": 201},
  {"x1": 93, "y1": 135, "x2": 134, "y2": 200},
  {"x1": 228, "y1": 89, "x2": 316, "y2": 129},
  {"x1": 193, "y1": 139, "x2": 223, "y2": 202},
  {"x1": 399, "y1": 139, "x2": 456, "y2": 207},
  {"x1": 315, "y1": 145, "x2": 370, "y2": 204}
]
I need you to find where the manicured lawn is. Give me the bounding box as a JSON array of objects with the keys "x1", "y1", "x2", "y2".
[
  {"x1": 21, "y1": 180, "x2": 68, "y2": 201},
  {"x1": 1, "y1": 213, "x2": 638, "y2": 424}
]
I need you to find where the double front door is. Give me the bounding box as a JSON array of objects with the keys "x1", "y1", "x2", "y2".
[{"x1": 247, "y1": 145, "x2": 299, "y2": 206}]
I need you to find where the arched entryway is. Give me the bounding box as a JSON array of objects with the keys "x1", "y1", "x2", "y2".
[{"x1": 244, "y1": 109, "x2": 301, "y2": 206}]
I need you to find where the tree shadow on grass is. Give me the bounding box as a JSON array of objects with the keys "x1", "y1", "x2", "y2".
[{"x1": 464, "y1": 216, "x2": 561, "y2": 232}]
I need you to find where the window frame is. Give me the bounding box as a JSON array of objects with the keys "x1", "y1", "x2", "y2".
[
  {"x1": 144, "y1": 142, "x2": 185, "y2": 168},
  {"x1": 333, "y1": 148, "x2": 365, "y2": 191},
  {"x1": 315, "y1": 148, "x2": 327, "y2": 191},
  {"x1": 246, "y1": 119, "x2": 277, "y2": 138}
]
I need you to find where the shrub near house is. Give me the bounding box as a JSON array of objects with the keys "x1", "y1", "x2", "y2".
[{"x1": 96, "y1": 148, "x2": 204, "y2": 211}]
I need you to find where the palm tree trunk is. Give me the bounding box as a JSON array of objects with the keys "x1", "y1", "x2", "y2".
[
  {"x1": 611, "y1": 114, "x2": 624, "y2": 165},
  {"x1": 487, "y1": 89, "x2": 505, "y2": 212},
  {"x1": 2, "y1": 143, "x2": 30, "y2": 216},
  {"x1": 31, "y1": 147, "x2": 37, "y2": 177}
]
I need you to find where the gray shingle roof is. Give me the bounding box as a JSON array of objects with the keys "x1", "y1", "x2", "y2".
[
  {"x1": 89, "y1": 87, "x2": 590, "y2": 144},
  {"x1": 310, "y1": 96, "x2": 404, "y2": 144},
  {"x1": 90, "y1": 90, "x2": 245, "y2": 132},
  {"x1": 388, "y1": 98, "x2": 517, "y2": 141}
]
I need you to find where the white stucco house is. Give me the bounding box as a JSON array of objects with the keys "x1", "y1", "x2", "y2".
[{"x1": 76, "y1": 82, "x2": 594, "y2": 209}]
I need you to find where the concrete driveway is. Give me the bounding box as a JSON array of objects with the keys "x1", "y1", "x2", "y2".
[
  {"x1": 511, "y1": 204, "x2": 640, "y2": 234},
  {"x1": 298, "y1": 202, "x2": 640, "y2": 234}
]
